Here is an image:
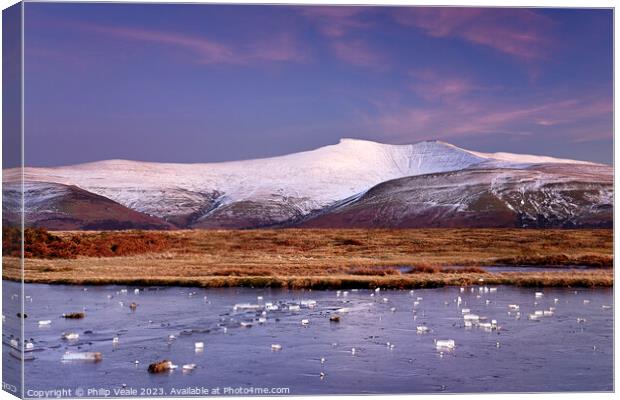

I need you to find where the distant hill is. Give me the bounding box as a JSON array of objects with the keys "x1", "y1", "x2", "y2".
[{"x1": 3, "y1": 139, "x2": 612, "y2": 229}]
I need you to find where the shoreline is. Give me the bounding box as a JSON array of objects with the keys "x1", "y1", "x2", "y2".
[{"x1": 4, "y1": 270, "x2": 613, "y2": 289}]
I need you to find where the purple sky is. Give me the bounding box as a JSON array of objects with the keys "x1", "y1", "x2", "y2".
[{"x1": 16, "y1": 4, "x2": 613, "y2": 166}]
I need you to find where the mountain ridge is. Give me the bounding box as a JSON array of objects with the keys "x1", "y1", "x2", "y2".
[
  {"x1": 10, "y1": 138, "x2": 604, "y2": 170},
  {"x1": 2, "y1": 139, "x2": 611, "y2": 230}
]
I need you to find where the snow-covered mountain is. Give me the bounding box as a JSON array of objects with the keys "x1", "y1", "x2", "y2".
[
  {"x1": 301, "y1": 164, "x2": 613, "y2": 228},
  {"x1": 2, "y1": 139, "x2": 610, "y2": 229},
  {"x1": 2, "y1": 181, "x2": 174, "y2": 230}
]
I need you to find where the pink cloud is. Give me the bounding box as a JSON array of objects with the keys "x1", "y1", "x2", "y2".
[
  {"x1": 330, "y1": 39, "x2": 385, "y2": 68},
  {"x1": 394, "y1": 8, "x2": 555, "y2": 61},
  {"x1": 246, "y1": 33, "x2": 309, "y2": 63},
  {"x1": 299, "y1": 6, "x2": 371, "y2": 38},
  {"x1": 408, "y1": 69, "x2": 482, "y2": 102},
  {"x1": 82, "y1": 24, "x2": 308, "y2": 65},
  {"x1": 90, "y1": 25, "x2": 235, "y2": 64},
  {"x1": 366, "y1": 92, "x2": 612, "y2": 143},
  {"x1": 297, "y1": 6, "x2": 388, "y2": 69}
]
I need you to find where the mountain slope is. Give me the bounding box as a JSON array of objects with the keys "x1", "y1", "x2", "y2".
[
  {"x1": 2, "y1": 139, "x2": 608, "y2": 229},
  {"x1": 300, "y1": 164, "x2": 613, "y2": 228},
  {"x1": 2, "y1": 182, "x2": 174, "y2": 230},
  {"x1": 14, "y1": 139, "x2": 490, "y2": 218}
]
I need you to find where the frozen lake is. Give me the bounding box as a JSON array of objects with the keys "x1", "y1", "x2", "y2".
[{"x1": 2, "y1": 281, "x2": 613, "y2": 396}]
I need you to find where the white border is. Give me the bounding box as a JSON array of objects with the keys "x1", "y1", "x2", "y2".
[{"x1": 0, "y1": 1, "x2": 616, "y2": 400}]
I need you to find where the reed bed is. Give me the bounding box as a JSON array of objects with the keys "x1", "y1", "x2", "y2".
[{"x1": 2, "y1": 228, "x2": 612, "y2": 288}]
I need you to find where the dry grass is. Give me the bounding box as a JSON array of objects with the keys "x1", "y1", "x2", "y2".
[
  {"x1": 2, "y1": 228, "x2": 613, "y2": 288},
  {"x1": 3, "y1": 271, "x2": 612, "y2": 289},
  {"x1": 3, "y1": 227, "x2": 180, "y2": 259},
  {"x1": 348, "y1": 266, "x2": 402, "y2": 276}
]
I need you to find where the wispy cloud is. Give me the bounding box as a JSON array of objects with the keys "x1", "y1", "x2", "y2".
[
  {"x1": 394, "y1": 8, "x2": 555, "y2": 61},
  {"x1": 297, "y1": 6, "x2": 385, "y2": 69},
  {"x1": 298, "y1": 6, "x2": 371, "y2": 38},
  {"x1": 81, "y1": 23, "x2": 308, "y2": 65},
  {"x1": 408, "y1": 69, "x2": 484, "y2": 102},
  {"x1": 330, "y1": 39, "x2": 386, "y2": 69},
  {"x1": 365, "y1": 91, "x2": 612, "y2": 144},
  {"x1": 246, "y1": 33, "x2": 310, "y2": 63}
]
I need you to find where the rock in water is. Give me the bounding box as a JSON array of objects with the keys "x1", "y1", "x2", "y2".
[
  {"x1": 148, "y1": 360, "x2": 173, "y2": 373},
  {"x1": 62, "y1": 312, "x2": 85, "y2": 319}
]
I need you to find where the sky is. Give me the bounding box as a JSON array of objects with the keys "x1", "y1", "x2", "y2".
[{"x1": 13, "y1": 3, "x2": 614, "y2": 166}]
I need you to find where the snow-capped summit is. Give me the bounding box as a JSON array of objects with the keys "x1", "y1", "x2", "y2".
[
  {"x1": 3, "y1": 138, "x2": 609, "y2": 229},
  {"x1": 16, "y1": 139, "x2": 477, "y2": 216}
]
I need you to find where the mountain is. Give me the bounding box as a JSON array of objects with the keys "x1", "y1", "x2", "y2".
[
  {"x1": 2, "y1": 181, "x2": 174, "y2": 230},
  {"x1": 300, "y1": 164, "x2": 613, "y2": 228},
  {"x1": 2, "y1": 139, "x2": 612, "y2": 229}
]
